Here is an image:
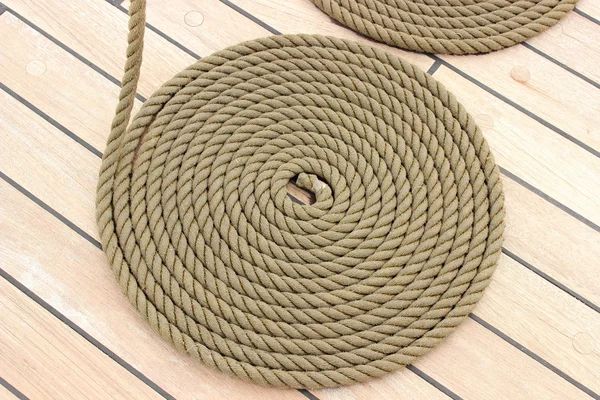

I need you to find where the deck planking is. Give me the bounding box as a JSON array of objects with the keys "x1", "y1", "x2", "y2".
[{"x1": 0, "y1": 0, "x2": 599, "y2": 399}]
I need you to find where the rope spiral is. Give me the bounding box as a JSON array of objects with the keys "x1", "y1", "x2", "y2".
[
  {"x1": 97, "y1": 0, "x2": 504, "y2": 388},
  {"x1": 312, "y1": 0, "x2": 577, "y2": 54}
]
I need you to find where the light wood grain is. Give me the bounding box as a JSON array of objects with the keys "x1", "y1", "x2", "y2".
[
  {"x1": 222, "y1": 0, "x2": 434, "y2": 71},
  {"x1": 287, "y1": 182, "x2": 316, "y2": 205},
  {"x1": 501, "y1": 177, "x2": 600, "y2": 308},
  {"x1": 413, "y1": 319, "x2": 591, "y2": 400},
  {"x1": 123, "y1": 0, "x2": 272, "y2": 55},
  {"x1": 526, "y1": 13, "x2": 600, "y2": 85},
  {"x1": 0, "y1": 263, "x2": 161, "y2": 400},
  {"x1": 0, "y1": 89, "x2": 100, "y2": 235},
  {"x1": 577, "y1": 0, "x2": 600, "y2": 18},
  {"x1": 316, "y1": 371, "x2": 451, "y2": 400},
  {"x1": 477, "y1": 256, "x2": 600, "y2": 393},
  {"x1": 3, "y1": 0, "x2": 195, "y2": 97},
  {"x1": 441, "y1": 45, "x2": 600, "y2": 153},
  {"x1": 0, "y1": 383, "x2": 20, "y2": 400},
  {"x1": 0, "y1": 12, "x2": 132, "y2": 151}
]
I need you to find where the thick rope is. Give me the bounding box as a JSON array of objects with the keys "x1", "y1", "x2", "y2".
[
  {"x1": 312, "y1": 0, "x2": 577, "y2": 54},
  {"x1": 96, "y1": 0, "x2": 505, "y2": 389}
]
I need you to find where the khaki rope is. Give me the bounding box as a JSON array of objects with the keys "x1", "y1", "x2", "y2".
[
  {"x1": 312, "y1": 0, "x2": 577, "y2": 54},
  {"x1": 96, "y1": 0, "x2": 505, "y2": 389}
]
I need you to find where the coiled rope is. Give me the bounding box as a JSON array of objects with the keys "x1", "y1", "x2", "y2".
[
  {"x1": 312, "y1": 0, "x2": 577, "y2": 54},
  {"x1": 96, "y1": 0, "x2": 504, "y2": 388}
]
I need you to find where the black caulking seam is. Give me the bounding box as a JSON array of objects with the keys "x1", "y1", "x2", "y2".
[
  {"x1": 0, "y1": 82, "x2": 103, "y2": 158},
  {"x1": 0, "y1": 377, "x2": 29, "y2": 400},
  {"x1": 574, "y1": 8, "x2": 600, "y2": 26}
]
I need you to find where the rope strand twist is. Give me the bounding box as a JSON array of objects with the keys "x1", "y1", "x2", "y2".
[{"x1": 96, "y1": 0, "x2": 505, "y2": 388}]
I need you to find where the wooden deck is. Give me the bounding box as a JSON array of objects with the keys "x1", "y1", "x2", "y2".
[{"x1": 0, "y1": 1, "x2": 599, "y2": 399}]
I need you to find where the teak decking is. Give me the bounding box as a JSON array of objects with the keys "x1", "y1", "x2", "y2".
[{"x1": 0, "y1": 1, "x2": 599, "y2": 399}]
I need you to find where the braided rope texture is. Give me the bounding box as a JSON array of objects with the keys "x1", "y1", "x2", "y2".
[
  {"x1": 312, "y1": 0, "x2": 577, "y2": 54},
  {"x1": 96, "y1": 0, "x2": 505, "y2": 389}
]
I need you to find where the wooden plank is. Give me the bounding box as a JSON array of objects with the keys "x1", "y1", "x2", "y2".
[
  {"x1": 122, "y1": 0, "x2": 272, "y2": 55},
  {"x1": 501, "y1": 177, "x2": 600, "y2": 308},
  {"x1": 577, "y1": 0, "x2": 600, "y2": 19},
  {"x1": 2, "y1": 65, "x2": 598, "y2": 400},
  {"x1": 413, "y1": 319, "x2": 591, "y2": 400},
  {"x1": 2, "y1": 0, "x2": 596, "y2": 396},
  {"x1": 0, "y1": 89, "x2": 100, "y2": 236},
  {"x1": 2, "y1": 0, "x2": 433, "y2": 93},
  {"x1": 526, "y1": 13, "x2": 600, "y2": 86},
  {"x1": 0, "y1": 175, "x2": 307, "y2": 400},
  {"x1": 2, "y1": 0, "x2": 433, "y2": 73},
  {"x1": 0, "y1": 12, "x2": 132, "y2": 151},
  {"x1": 0, "y1": 382, "x2": 20, "y2": 400},
  {"x1": 316, "y1": 371, "x2": 451, "y2": 400},
  {"x1": 228, "y1": 0, "x2": 600, "y2": 153},
  {"x1": 0, "y1": 267, "x2": 161, "y2": 400},
  {"x1": 3, "y1": 0, "x2": 196, "y2": 98},
  {"x1": 441, "y1": 41, "x2": 600, "y2": 153},
  {"x1": 434, "y1": 65, "x2": 600, "y2": 227},
  {"x1": 209, "y1": 0, "x2": 434, "y2": 71},
  {"x1": 477, "y1": 256, "x2": 600, "y2": 394}
]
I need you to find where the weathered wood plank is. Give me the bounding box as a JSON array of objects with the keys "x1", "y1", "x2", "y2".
[
  {"x1": 123, "y1": 0, "x2": 272, "y2": 56},
  {"x1": 1, "y1": 1, "x2": 599, "y2": 398},
  {"x1": 316, "y1": 371, "x2": 451, "y2": 400},
  {"x1": 577, "y1": 0, "x2": 600, "y2": 19},
  {"x1": 526, "y1": 13, "x2": 600, "y2": 86},
  {"x1": 0, "y1": 264, "x2": 161, "y2": 400},
  {"x1": 0, "y1": 89, "x2": 100, "y2": 236},
  {"x1": 3, "y1": 0, "x2": 195, "y2": 97},
  {"x1": 122, "y1": 0, "x2": 435, "y2": 71},
  {"x1": 441, "y1": 44, "x2": 600, "y2": 153},
  {"x1": 477, "y1": 256, "x2": 600, "y2": 394},
  {"x1": 0, "y1": 382, "x2": 21, "y2": 400},
  {"x1": 0, "y1": 12, "x2": 132, "y2": 151},
  {"x1": 213, "y1": 0, "x2": 435, "y2": 71},
  {"x1": 413, "y1": 319, "x2": 591, "y2": 400},
  {"x1": 501, "y1": 177, "x2": 600, "y2": 308}
]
